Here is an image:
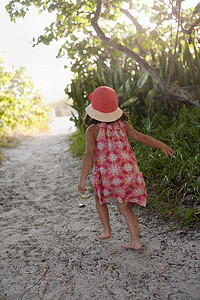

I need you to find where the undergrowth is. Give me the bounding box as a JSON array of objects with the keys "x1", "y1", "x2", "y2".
[
  {"x1": 130, "y1": 106, "x2": 200, "y2": 227},
  {"x1": 69, "y1": 106, "x2": 200, "y2": 228},
  {"x1": 0, "y1": 135, "x2": 17, "y2": 163},
  {"x1": 69, "y1": 126, "x2": 86, "y2": 158}
]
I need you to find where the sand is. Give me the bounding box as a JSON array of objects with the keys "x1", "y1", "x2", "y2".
[{"x1": 0, "y1": 117, "x2": 199, "y2": 300}]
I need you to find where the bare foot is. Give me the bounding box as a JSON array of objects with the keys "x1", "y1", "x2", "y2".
[
  {"x1": 98, "y1": 229, "x2": 111, "y2": 239},
  {"x1": 123, "y1": 241, "x2": 143, "y2": 251}
]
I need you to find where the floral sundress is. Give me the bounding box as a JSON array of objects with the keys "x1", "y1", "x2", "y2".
[{"x1": 91, "y1": 121, "x2": 147, "y2": 206}]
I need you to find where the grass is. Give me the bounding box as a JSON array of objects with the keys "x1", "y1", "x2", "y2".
[
  {"x1": 129, "y1": 106, "x2": 200, "y2": 227},
  {"x1": 0, "y1": 132, "x2": 25, "y2": 163},
  {"x1": 69, "y1": 126, "x2": 86, "y2": 158}
]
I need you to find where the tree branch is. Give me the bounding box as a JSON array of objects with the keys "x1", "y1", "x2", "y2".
[
  {"x1": 118, "y1": 7, "x2": 147, "y2": 56},
  {"x1": 91, "y1": 0, "x2": 200, "y2": 107},
  {"x1": 91, "y1": 0, "x2": 109, "y2": 43},
  {"x1": 150, "y1": 15, "x2": 172, "y2": 33},
  {"x1": 119, "y1": 8, "x2": 144, "y2": 32},
  {"x1": 181, "y1": 18, "x2": 200, "y2": 35}
]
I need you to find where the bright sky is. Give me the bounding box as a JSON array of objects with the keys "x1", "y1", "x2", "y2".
[{"x1": 0, "y1": 0, "x2": 199, "y2": 103}]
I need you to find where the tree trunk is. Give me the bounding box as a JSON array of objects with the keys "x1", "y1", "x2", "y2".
[{"x1": 91, "y1": 0, "x2": 200, "y2": 107}]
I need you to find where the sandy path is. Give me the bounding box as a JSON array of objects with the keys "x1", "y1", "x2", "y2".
[{"x1": 0, "y1": 118, "x2": 199, "y2": 300}]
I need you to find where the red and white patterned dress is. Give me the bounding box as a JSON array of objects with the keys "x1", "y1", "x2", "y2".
[{"x1": 91, "y1": 121, "x2": 147, "y2": 206}]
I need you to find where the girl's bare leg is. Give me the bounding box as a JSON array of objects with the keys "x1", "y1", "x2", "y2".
[
  {"x1": 95, "y1": 193, "x2": 111, "y2": 239},
  {"x1": 119, "y1": 202, "x2": 143, "y2": 250}
]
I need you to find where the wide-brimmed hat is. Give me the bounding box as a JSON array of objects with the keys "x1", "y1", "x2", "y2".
[{"x1": 86, "y1": 86, "x2": 123, "y2": 122}]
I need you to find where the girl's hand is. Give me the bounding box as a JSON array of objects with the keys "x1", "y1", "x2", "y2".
[
  {"x1": 78, "y1": 179, "x2": 87, "y2": 193},
  {"x1": 161, "y1": 145, "x2": 175, "y2": 158}
]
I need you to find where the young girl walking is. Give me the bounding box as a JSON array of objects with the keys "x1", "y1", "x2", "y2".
[{"x1": 78, "y1": 86, "x2": 175, "y2": 250}]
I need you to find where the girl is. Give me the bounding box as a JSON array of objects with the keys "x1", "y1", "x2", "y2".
[{"x1": 78, "y1": 86, "x2": 175, "y2": 250}]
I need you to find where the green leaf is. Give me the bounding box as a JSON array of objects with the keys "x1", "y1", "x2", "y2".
[
  {"x1": 144, "y1": 89, "x2": 156, "y2": 105},
  {"x1": 137, "y1": 70, "x2": 149, "y2": 88},
  {"x1": 121, "y1": 97, "x2": 138, "y2": 108}
]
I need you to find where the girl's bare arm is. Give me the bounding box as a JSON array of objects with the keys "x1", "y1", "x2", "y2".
[
  {"x1": 124, "y1": 122, "x2": 175, "y2": 158},
  {"x1": 78, "y1": 126, "x2": 96, "y2": 193}
]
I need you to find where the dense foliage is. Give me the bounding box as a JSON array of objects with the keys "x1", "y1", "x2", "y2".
[
  {"x1": 0, "y1": 58, "x2": 51, "y2": 138},
  {"x1": 6, "y1": 0, "x2": 200, "y2": 106}
]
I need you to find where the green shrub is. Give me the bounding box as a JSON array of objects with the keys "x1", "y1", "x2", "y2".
[
  {"x1": 69, "y1": 126, "x2": 86, "y2": 158},
  {"x1": 130, "y1": 106, "x2": 200, "y2": 227},
  {"x1": 0, "y1": 59, "x2": 51, "y2": 136}
]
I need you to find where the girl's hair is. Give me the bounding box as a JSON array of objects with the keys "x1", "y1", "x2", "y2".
[{"x1": 84, "y1": 111, "x2": 129, "y2": 126}]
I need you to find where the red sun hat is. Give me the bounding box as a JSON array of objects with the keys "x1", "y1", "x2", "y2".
[{"x1": 86, "y1": 86, "x2": 123, "y2": 122}]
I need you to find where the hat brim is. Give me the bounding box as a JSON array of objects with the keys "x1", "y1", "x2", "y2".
[{"x1": 86, "y1": 104, "x2": 123, "y2": 122}]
